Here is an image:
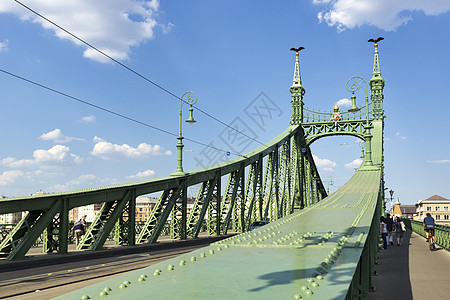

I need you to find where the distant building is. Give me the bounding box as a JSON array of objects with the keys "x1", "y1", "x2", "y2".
[
  {"x1": 0, "y1": 195, "x2": 23, "y2": 224},
  {"x1": 399, "y1": 205, "x2": 416, "y2": 219},
  {"x1": 136, "y1": 196, "x2": 158, "y2": 222},
  {"x1": 69, "y1": 204, "x2": 101, "y2": 223},
  {"x1": 414, "y1": 194, "x2": 450, "y2": 226}
]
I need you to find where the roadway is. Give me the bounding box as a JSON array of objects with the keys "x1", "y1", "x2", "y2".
[
  {"x1": 0, "y1": 234, "x2": 234, "y2": 299},
  {"x1": 369, "y1": 229, "x2": 450, "y2": 300}
]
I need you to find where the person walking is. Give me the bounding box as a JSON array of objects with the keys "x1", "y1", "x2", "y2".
[
  {"x1": 72, "y1": 215, "x2": 87, "y2": 247},
  {"x1": 380, "y1": 216, "x2": 388, "y2": 250},
  {"x1": 394, "y1": 216, "x2": 405, "y2": 246},
  {"x1": 385, "y1": 213, "x2": 394, "y2": 245}
]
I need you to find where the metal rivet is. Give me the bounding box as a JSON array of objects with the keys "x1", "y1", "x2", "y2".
[
  {"x1": 191, "y1": 256, "x2": 197, "y2": 262},
  {"x1": 200, "y1": 253, "x2": 206, "y2": 258},
  {"x1": 217, "y1": 247, "x2": 222, "y2": 251},
  {"x1": 119, "y1": 284, "x2": 127, "y2": 289},
  {"x1": 99, "y1": 291, "x2": 108, "y2": 296},
  {"x1": 209, "y1": 249, "x2": 215, "y2": 255},
  {"x1": 81, "y1": 296, "x2": 90, "y2": 300},
  {"x1": 180, "y1": 260, "x2": 186, "y2": 266},
  {"x1": 168, "y1": 265, "x2": 174, "y2": 271},
  {"x1": 294, "y1": 294, "x2": 303, "y2": 299}
]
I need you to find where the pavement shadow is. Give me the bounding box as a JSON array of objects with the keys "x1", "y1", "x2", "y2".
[{"x1": 369, "y1": 229, "x2": 413, "y2": 300}]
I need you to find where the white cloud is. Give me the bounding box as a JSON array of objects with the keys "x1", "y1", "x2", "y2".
[
  {"x1": 0, "y1": 39, "x2": 8, "y2": 52},
  {"x1": 1, "y1": 145, "x2": 80, "y2": 168},
  {"x1": 40, "y1": 129, "x2": 83, "y2": 143},
  {"x1": 0, "y1": 0, "x2": 161, "y2": 62},
  {"x1": 314, "y1": 0, "x2": 450, "y2": 31},
  {"x1": 91, "y1": 136, "x2": 172, "y2": 160},
  {"x1": 33, "y1": 145, "x2": 70, "y2": 163},
  {"x1": 313, "y1": 154, "x2": 337, "y2": 172},
  {"x1": 335, "y1": 98, "x2": 351, "y2": 108},
  {"x1": 394, "y1": 132, "x2": 406, "y2": 140},
  {"x1": 160, "y1": 22, "x2": 175, "y2": 34},
  {"x1": 79, "y1": 115, "x2": 96, "y2": 123},
  {"x1": 0, "y1": 170, "x2": 24, "y2": 186},
  {"x1": 427, "y1": 159, "x2": 450, "y2": 164},
  {"x1": 345, "y1": 158, "x2": 363, "y2": 169},
  {"x1": 70, "y1": 154, "x2": 84, "y2": 164},
  {"x1": 67, "y1": 174, "x2": 97, "y2": 186},
  {"x1": 127, "y1": 169, "x2": 156, "y2": 179}
]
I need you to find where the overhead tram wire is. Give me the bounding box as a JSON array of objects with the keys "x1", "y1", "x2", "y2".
[
  {"x1": 13, "y1": 0, "x2": 267, "y2": 149},
  {"x1": 0, "y1": 68, "x2": 242, "y2": 158}
]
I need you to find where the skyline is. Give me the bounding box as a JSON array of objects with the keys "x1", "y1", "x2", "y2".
[{"x1": 1, "y1": 1, "x2": 450, "y2": 205}]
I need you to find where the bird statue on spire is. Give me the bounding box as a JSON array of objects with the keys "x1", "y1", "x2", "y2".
[
  {"x1": 290, "y1": 46, "x2": 305, "y2": 53},
  {"x1": 367, "y1": 37, "x2": 384, "y2": 46}
]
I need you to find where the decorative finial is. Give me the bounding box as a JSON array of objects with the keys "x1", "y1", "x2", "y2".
[
  {"x1": 290, "y1": 46, "x2": 305, "y2": 86},
  {"x1": 367, "y1": 37, "x2": 384, "y2": 47}
]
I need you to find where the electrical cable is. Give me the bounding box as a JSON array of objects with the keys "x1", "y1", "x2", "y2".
[
  {"x1": 0, "y1": 68, "x2": 243, "y2": 157},
  {"x1": 13, "y1": 0, "x2": 267, "y2": 148}
]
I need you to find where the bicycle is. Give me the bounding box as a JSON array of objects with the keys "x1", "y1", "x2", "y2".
[{"x1": 424, "y1": 226, "x2": 436, "y2": 251}]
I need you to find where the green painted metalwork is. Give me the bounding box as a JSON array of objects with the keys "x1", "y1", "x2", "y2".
[
  {"x1": 172, "y1": 91, "x2": 197, "y2": 176},
  {"x1": 2, "y1": 40, "x2": 386, "y2": 300},
  {"x1": 0, "y1": 121, "x2": 322, "y2": 260},
  {"x1": 405, "y1": 219, "x2": 450, "y2": 251}
]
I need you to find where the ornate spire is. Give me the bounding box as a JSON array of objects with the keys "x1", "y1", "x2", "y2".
[
  {"x1": 368, "y1": 38, "x2": 385, "y2": 120},
  {"x1": 371, "y1": 42, "x2": 383, "y2": 80},
  {"x1": 293, "y1": 52, "x2": 302, "y2": 86},
  {"x1": 289, "y1": 47, "x2": 306, "y2": 125}
]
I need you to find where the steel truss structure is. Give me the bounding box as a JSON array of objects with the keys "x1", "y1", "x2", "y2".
[{"x1": 0, "y1": 125, "x2": 326, "y2": 260}]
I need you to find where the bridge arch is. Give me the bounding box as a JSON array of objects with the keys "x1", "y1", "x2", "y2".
[{"x1": 306, "y1": 131, "x2": 365, "y2": 146}]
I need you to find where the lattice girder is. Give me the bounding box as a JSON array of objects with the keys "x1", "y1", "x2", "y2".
[
  {"x1": 148, "y1": 184, "x2": 185, "y2": 243},
  {"x1": 187, "y1": 171, "x2": 220, "y2": 238},
  {"x1": 302, "y1": 119, "x2": 367, "y2": 146},
  {"x1": 170, "y1": 185, "x2": 187, "y2": 239},
  {"x1": 2, "y1": 201, "x2": 62, "y2": 260}
]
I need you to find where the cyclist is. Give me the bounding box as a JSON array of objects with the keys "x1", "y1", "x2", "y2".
[{"x1": 423, "y1": 213, "x2": 435, "y2": 249}]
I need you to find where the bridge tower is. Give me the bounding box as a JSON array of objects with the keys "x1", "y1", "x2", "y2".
[{"x1": 369, "y1": 39, "x2": 386, "y2": 212}]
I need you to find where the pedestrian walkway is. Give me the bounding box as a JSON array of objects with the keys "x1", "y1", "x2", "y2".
[{"x1": 369, "y1": 229, "x2": 450, "y2": 300}]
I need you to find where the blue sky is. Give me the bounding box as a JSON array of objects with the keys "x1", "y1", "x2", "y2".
[{"x1": 0, "y1": 0, "x2": 449, "y2": 206}]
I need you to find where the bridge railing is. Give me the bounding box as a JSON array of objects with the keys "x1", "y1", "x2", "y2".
[
  {"x1": 404, "y1": 219, "x2": 450, "y2": 251},
  {"x1": 303, "y1": 103, "x2": 372, "y2": 123}
]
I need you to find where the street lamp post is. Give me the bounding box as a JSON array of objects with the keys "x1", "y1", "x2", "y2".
[
  {"x1": 389, "y1": 189, "x2": 394, "y2": 212},
  {"x1": 346, "y1": 76, "x2": 374, "y2": 168},
  {"x1": 171, "y1": 91, "x2": 197, "y2": 176}
]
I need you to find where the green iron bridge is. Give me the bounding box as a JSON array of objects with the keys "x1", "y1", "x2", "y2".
[{"x1": 1, "y1": 42, "x2": 387, "y2": 299}]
